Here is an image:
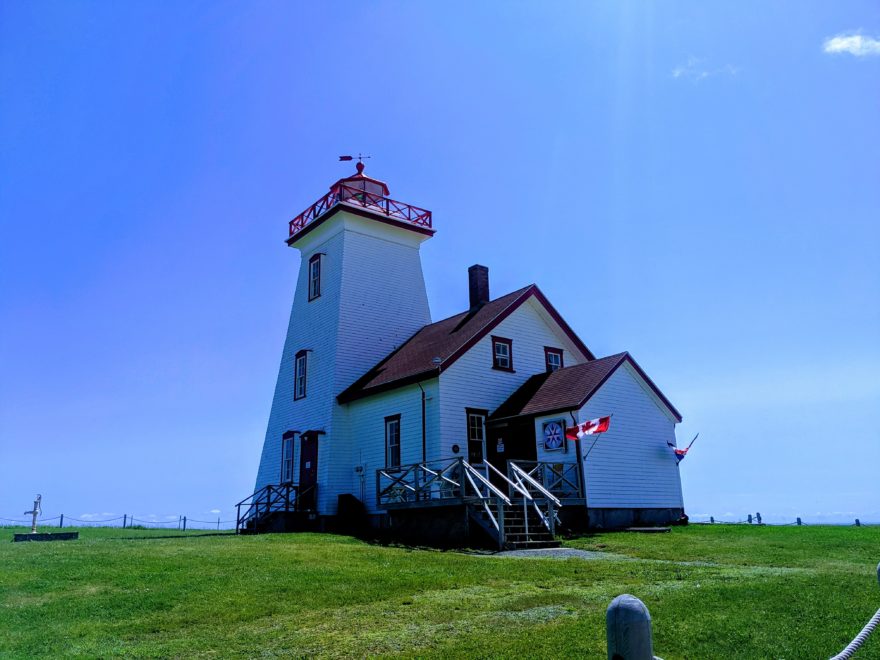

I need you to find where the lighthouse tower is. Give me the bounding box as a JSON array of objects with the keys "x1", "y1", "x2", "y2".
[{"x1": 252, "y1": 163, "x2": 434, "y2": 517}]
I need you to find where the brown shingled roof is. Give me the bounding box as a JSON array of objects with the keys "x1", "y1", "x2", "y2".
[
  {"x1": 489, "y1": 352, "x2": 682, "y2": 422},
  {"x1": 337, "y1": 284, "x2": 594, "y2": 403}
]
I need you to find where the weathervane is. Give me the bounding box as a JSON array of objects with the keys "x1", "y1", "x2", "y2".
[{"x1": 339, "y1": 153, "x2": 372, "y2": 172}]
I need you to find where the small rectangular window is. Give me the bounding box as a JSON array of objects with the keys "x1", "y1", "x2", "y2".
[
  {"x1": 281, "y1": 433, "x2": 295, "y2": 483},
  {"x1": 308, "y1": 254, "x2": 321, "y2": 301},
  {"x1": 385, "y1": 415, "x2": 401, "y2": 468},
  {"x1": 545, "y1": 347, "x2": 564, "y2": 372},
  {"x1": 294, "y1": 350, "x2": 308, "y2": 400},
  {"x1": 466, "y1": 409, "x2": 487, "y2": 464},
  {"x1": 491, "y1": 336, "x2": 513, "y2": 371}
]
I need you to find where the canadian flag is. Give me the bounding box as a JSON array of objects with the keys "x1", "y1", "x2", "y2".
[{"x1": 565, "y1": 416, "x2": 611, "y2": 440}]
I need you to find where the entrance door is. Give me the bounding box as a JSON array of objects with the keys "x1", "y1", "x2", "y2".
[
  {"x1": 298, "y1": 432, "x2": 318, "y2": 511},
  {"x1": 486, "y1": 418, "x2": 537, "y2": 487}
]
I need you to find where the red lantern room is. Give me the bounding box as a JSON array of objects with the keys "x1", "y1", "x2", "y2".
[{"x1": 331, "y1": 161, "x2": 390, "y2": 199}]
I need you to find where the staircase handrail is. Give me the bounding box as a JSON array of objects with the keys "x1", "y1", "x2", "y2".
[
  {"x1": 509, "y1": 462, "x2": 562, "y2": 508},
  {"x1": 462, "y1": 461, "x2": 511, "y2": 505},
  {"x1": 236, "y1": 482, "x2": 299, "y2": 533},
  {"x1": 483, "y1": 460, "x2": 534, "y2": 501},
  {"x1": 235, "y1": 483, "x2": 273, "y2": 508}
]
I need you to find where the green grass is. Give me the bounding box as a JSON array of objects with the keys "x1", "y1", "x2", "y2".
[{"x1": 1, "y1": 525, "x2": 878, "y2": 658}]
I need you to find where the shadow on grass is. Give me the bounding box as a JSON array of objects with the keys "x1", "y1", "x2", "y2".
[{"x1": 106, "y1": 532, "x2": 238, "y2": 541}]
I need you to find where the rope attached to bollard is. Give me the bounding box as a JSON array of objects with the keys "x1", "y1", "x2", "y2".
[
  {"x1": 830, "y1": 562, "x2": 880, "y2": 660},
  {"x1": 830, "y1": 608, "x2": 880, "y2": 660}
]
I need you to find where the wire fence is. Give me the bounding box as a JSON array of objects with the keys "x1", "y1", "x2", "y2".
[
  {"x1": 0, "y1": 513, "x2": 237, "y2": 531},
  {"x1": 690, "y1": 513, "x2": 880, "y2": 527}
]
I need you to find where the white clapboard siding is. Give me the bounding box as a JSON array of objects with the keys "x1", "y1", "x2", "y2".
[
  {"x1": 437, "y1": 297, "x2": 587, "y2": 459},
  {"x1": 254, "y1": 210, "x2": 432, "y2": 515},
  {"x1": 253, "y1": 227, "x2": 345, "y2": 492},
  {"x1": 579, "y1": 363, "x2": 684, "y2": 509},
  {"x1": 341, "y1": 379, "x2": 440, "y2": 512}
]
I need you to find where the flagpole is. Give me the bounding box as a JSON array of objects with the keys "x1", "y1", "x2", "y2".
[{"x1": 570, "y1": 411, "x2": 589, "y2": 515}]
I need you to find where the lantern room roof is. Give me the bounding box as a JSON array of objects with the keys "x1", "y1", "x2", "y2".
[{"x1": 330, "y1": 161, "x2": 390, "y2": 196}]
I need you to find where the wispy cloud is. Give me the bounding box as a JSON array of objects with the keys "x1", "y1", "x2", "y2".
[
  {"x1": 823, "y1": 32, "x2": 880, "y2": 57},
  {"x1": 210, "y1": 509, "x2": 221, "y2": 514},
  {"x1": 672, "y1": 57, "x2": 740, "y2": 82}
]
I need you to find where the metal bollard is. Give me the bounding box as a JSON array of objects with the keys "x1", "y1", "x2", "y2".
[{"x1": 607, "y1": 594, "x2": 655, "y2": 660}]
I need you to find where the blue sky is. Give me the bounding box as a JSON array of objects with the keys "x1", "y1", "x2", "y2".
[{"x1": 1, "y1": 2, "x2": 878, "y2": 525}]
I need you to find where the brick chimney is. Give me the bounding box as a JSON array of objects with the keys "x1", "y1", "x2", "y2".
[{"x1": 468, "y1": 265, "x2": 490, "y2": 309}]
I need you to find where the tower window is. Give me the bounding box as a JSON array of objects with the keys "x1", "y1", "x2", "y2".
[
  {"x1": 544, "y1": 347, "x2": 564, "y2": 372},
  {"x1": 308, "y1": 254, "x2": 322, "y2": 301},
  {"x1": 491, "y1": 336, "x2": 513, "y2": 371},
  {"x1": 280, "y1": 432, "x2": 296, "y2": 483},
  {"x1": 385, "y1": 415, "x2": 401, "y2": 468},
  {"x1": 294, "y1": 350, "x2": 308, "y2": 400}
]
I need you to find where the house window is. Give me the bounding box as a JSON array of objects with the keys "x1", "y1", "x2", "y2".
[
  {"x1": 281, "y1": 432, "x2": 295, "y2": 483},
  {"x1": 308, "y1": 254, "x2": 322, "y2": 301},
  {"x1": 385, "y1": 415, "x2": 401, "y2": 468},
  {"x1": 466, "y1": 409, "x2": 487, "y2": 464},
  {"x1": 545, "y1": 347, "x2": 564, "y2": 372},
  {"x1": 491, "y1": 336, "x2": 513, "y2": 371},
  {"x1": 294, "y1": 350, "x2": 308, "y2": 400}
]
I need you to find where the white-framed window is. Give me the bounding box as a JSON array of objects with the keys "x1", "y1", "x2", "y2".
[
  {"x1": 545, "y1": 347, "x2": 563, "y2": 372},
  {"x1": 491, "y1": 336, "x2": 513, "y2": 371},
  {"x1": 281, "y1": 433, "x2": 295, "y2": 483},
  {"x1": 385, "y1": 415, "x2": 401, "y2": 468},
  {"x1": 308, "y1": 254, "x2": 321, "y2": 301},
  {"x1": 466, "y1": 409, "x2": 487, "y2": 464},
  {"x1": 294, "y1": 351, "x2": 308, "y2": 400}
]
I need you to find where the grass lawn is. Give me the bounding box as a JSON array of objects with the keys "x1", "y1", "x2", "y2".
[{"x1": 1, "y1": 525, "x2": 878, "y2": 658}]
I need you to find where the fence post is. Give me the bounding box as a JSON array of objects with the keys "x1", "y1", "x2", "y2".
[
  {"x1": 217, "y1": 517, "x2": 220, "y2": 530},
  {"x1": 59, "y1": 513, "x2": 64, "y2": 528},
  {"x1": 855, "y1": 519, "x2": 861, "y2": 527},
  {"x1": 123, "y1": 514, "x2": 127, "y2": 529},
  {"x1": 183, "y1": 516, "x2": 187, "y2": 531},
  {"x1": 797, "y1": 517, "x2": 802, "y2": 526},
  {"x1": 606, "y1": 594, "x2": 654, "y2": 660},
  {"x1": 756, "y1": 512, "x2": 762, "y2": 525},
  {"x1": 709, "y1": 516, "x2": 714, "y2": 524},
  {"x1": 748, "y1": 514, "x2": 753, "y2": 524}
]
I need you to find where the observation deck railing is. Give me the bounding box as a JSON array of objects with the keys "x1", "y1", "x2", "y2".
[{"x1": 289, "y1": 183, "x2": 433, "y2": 239}]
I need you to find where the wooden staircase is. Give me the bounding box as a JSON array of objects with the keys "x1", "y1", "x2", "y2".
[
  {"x1": 469, "y1": 498, "x2": 560, "y2": 550},
  {"x1": 235, "y1": 483, "x2": 316, "y2": 534}
]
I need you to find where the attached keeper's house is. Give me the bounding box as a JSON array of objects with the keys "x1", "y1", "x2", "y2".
[{"x1": 237, "y1": 164, "x2": 685, "y2": 548}]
